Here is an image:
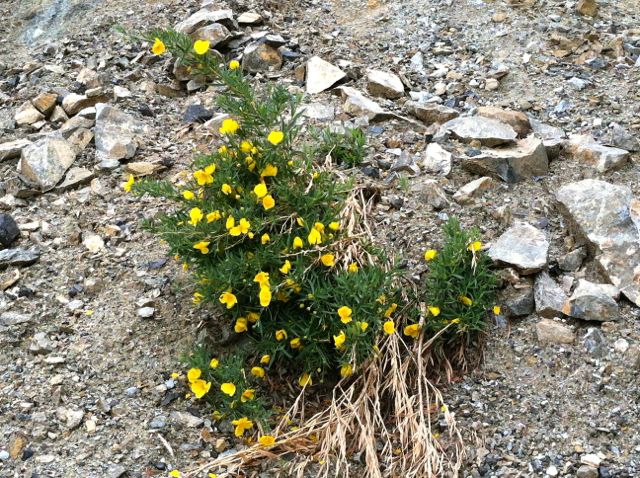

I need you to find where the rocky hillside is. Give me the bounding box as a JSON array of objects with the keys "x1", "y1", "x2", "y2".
[{"x1": 0, "y1": 0, "x2": 639, "y2": 476}]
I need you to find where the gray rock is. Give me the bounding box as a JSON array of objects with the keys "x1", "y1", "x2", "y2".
[
  {"x1": 0, "y1": 312, "x2": 31, "y2": 327},
  {"x1": 405, "y1": 101, "x2": 458, "y2": 126},
  {"x1": 30, "y1": 332, "x2": 54, "y2": 354},
  {"x1": 576, "y1": 465, "x2": 598, "y2": 478},
  {"x1": 49, "y1": 106, "x2": 68, "y2": 124},
  {"x1": 568, "y1": 135, "x2": 629, "y2": 172},
  {"x1": 175, "y1": 9, "x2": 234, "y2": 34},
  {"x1": 563, "y1": 279, "x2": 619, "y2": 321},
  {"x1": 15, "y1": 101, "x2": 45, "y2": 126},
  {"x1": 534, "y1": 272, "x2": 567, "y2": 318},
  {"x1": 501, "y1": 283, "x2": 535, "y2": 316},
  {"x1": 95, "y1": 104, "x2": 146, "y2": 162},
  {"x1": 137, "y1": 307, "x2": 155, "y2": 318},
  {"x1": 62, "y1": 93, "x2": 108, "y2": 116},
  {"x1": 107, "y1": 464, "x2": 127, "y2": 478},
  {"x1": 303, "y1": 103, "x2": 335, "y2": 122},
  {"x1": 237, "y1": 12, "x2": 262, "y2": 24},
  {"x1": 614, "y1": 338, "x2": 629, "y2": 354},
  {"x1": 57, "y1": 408, "x2": 84, "y2": 429},
  {"x1": 390, "y1": 151, "x2": 420, "y2": 175},
  {"x1": 149, "y1": 416, "x2": 167, "y2": 429},
  {"x1": 0, "y1": 248, "x2": 40, "y2": 267},
  {"x1": 415, "y1": 179, "x2": 451, "y2": 210},
  {"x1": 462, "y1": 135, "x2": 548, "y2": 183},
  {"x1": 442, "y1": 116, "x2": 517, "y2": 146},
  {"x1": 566, "y1": 77, "x2": 589, "y2": 91},
  {"x1": 306, "y1": 56, "x2": 346, "y2": 94},
  {"x1": 170, "y1": 411, "x2": 204, "y2": 428},
  {"x1": 423, "y1": 143, "x2": 452, "y2": 176},
  {"x1": 583, "y1": 328, "x2": 607, "y2": 358},
  {"x1": 192, "y1": 23, "x2": 231, "y2": 48},
  {"x1": 535, "y1": 318, "x2": 575, "y2": 344},
  {"x1": 489, "y1": 223, "x2": 549, "y2": 273},
  {"x1": 241, "y1": 42, "x2": 282, "y2": 73},
  {"x1": 559, "y1": 247, "x2": 587, "y2": 272},
  {"x1": 556, "y1": 179, "x2": 640, "y2": 305},
  {"x1": 476, "y1": 106, "x2": 531, "y2": 137},
  {"x1": 366, "y1": 69, "x2": 404, "y2": 99},
  {"x1": 55, "y1": 167, "x2": 95, "y2": 192},
  {"x1": 18, "y1": 138, "x2": 76, "y2": 191},
  {"x1": 339, "y1": 86, "x2": 386, "y2": 120},
  {"x1": 453, "y1": 176, "x2": 493, "y2": 204},
  {"x1": 607, "y1": 123, "x2": 639, "y2": 152},
  {"x1": 625, "y1": 344, "x2": 640, "y2": 369},
  {"x1": 0, "y1": 214, "x2": 20, "y2": 247},
  {"x1": 0, "y1": 451, "x2": 9, "y2": 461},
  {"x1": 0, "y1": 139, "x2": 33, "y2": 161}
]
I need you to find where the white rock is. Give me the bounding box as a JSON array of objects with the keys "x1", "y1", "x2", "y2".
[
  {"x1": 339, "y1": 86, "x2": 385, "y2": 120},
  {"x1": 18, "y1": 138, "x2": 77, "y2": 192},
  {"x1": 94, "y1": 104, "x2": 146, "y2": 162},
  {"x1": 453, "y1": 177, "x2": 493, "y2": 204},
  {"x1": 488, "y1": 223, "x2": 549, "y2": 273},
  {"x1": 0, "y1": 139, "x2": 33, "y2": 161},
  {"x1": 613, "y1": 338, "x2": 629, "y2": 354},
  {"x1": 175, "y1": 9, "x2": 234, "y2": 34},
  {"x1": 83, "y1": 233, "x2": 104, "y2": 253},
  {"x1": 15, "y1": 101, "x2": 45, "y2": 126},
  {"x1": 423, "y1": 143, "x2": 452, "y2": 176},
  {"x1": 580, "y1": 454, "x2": 602, "y2": 468},
  {"x1": 366, "y1": 69, "x2": 404, "y2": 99},
  {"x1": 306, "y1": 56, "x2": 346, "y2": 94}
]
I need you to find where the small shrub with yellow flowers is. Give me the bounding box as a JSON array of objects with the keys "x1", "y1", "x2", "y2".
[{"x1": 127, "y1": 30, "x2": 401, "y2": 427}]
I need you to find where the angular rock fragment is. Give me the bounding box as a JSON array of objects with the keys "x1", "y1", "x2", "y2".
[
  {"x1": 192, "y1": 23, "x2": 231, "y2": 48},
  {"x1": 15, "y1": 101, "x2": 45, "y2": 126},
  {"x1": 535, "y1": 318, "x2": 575, "y2": 344},
  {"x1": 55, "y1": 167, "x2": 95, "y2": 192},
  {"x1": 489, "y1": 223, "x2": 549, "y2": 273},
  {"x1": 0, "y1": 214, "x2": 20, "y2": 247},
  {"x1": 95, "y1": 104, "x2": 146, "y2": 163},
  {"x1": 534, "y1": 271, "x2": 567, "y2": 318},
  {"x1": 500, "y1": 282, "x2": 534, "y2": 316},
  {"x1": 0, "y1": 139, "x2": 32, "y2": 161},
  {"x1": 32, "y1": 92, "x2": 58, "y2": 116},
  {"x1": 576, "y1": 0, "x2": 597, "y2": 16},
  {"x1": 415, "y1": 179, "x2": 451, "y2": 210},
  {"x1": 442, "y1": 116, "x2": 517, "y2": 146},
  {"x1": 306, "y1": 56, "x2": 346, "y2": 94},
  {"x1": 568, "y1": 135, "x2": 629, "y2": 172},
  {"x1": 405, "y1": 101, "x2": 458, "y2": 126},
  {"x1": 556, "y1": 179, "x2": 640, "y2": 305},
  {"x1": 0, "y1": 248, "x2": 40, "y2": 267},
  {"x1": 242, "y1": 42, "x2": 283, "y2": 73},
  {"x1": 462, "y1": 135, "x2": 548, "y2": 183},
  {"x1": 237, "y1": 12, "x2": 262, "y2": 25},
  {"x1": 563, "y1": 279, "x2": 619, "y2": 321},
  {"x1": 175, "y1": 9, "x2": 234, "y2": 34},
  {"x1": 366, "y1": 69, "x2": 404, "y2": 99},
  {"x1": 62, "y1": 93, "x2": 108, "y2": 116},
  {"x1": 18, "y1": 138, "x2": 76, "y2": 191},
  {"x1": 423, "y1": 143, "x2": 452, "y2": 176},
  {"x1": 339, "y1": 87, "x2": 386, "y2": 120},
  {"x1": 476, "y1": 106, "x2": 531, "y2": 137},
  {"x1": 607, "y1": 123, "x2": 639, "y2": 152},
  {"x1": 453, "y1": 176, "x2": 493, "y2": 204}
]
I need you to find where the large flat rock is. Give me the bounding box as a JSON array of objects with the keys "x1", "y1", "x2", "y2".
[
  {"x1": 18, "y1": 138, "x2": 76, "y2": 192},
  {"x1": 442, "y1": 116, "x2": 517, "y2": 146},
  {"x1": 306, "y1": 56, "x2": 346, "y2": 94},
  {"x1": 556, "y1": 179, "x2": 640, "y2": 306},
  {"x1": 95, "y1": 104, "x2": 146, "y2": 163},
  {"x1": 489, "y1": 222, "x2": 549, "y2": 274}
]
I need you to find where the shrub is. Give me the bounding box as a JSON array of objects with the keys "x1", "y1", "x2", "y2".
[{"x1": 311, "y1": 127, "x2": 367, "y2": 167}]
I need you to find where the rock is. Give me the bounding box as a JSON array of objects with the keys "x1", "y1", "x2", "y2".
[
  {"x1": 83, "y1": 233, "x2": 104, "y2": 253},
  {"x1": 366, "y1": 69, "x2": 404, "y2": 99},
  {"x1": 535, "y1": 318, "x2": 575, "y2": 344},
  {"x1": 8, "y1": 432, "x2": 28, "y2": 460},
  {"x1": 107, "y1": 464, "x2": 127, "y2": 478},
  {"x1": 423, "y1": 143, "x2": 452, "y2": 176},
  {"x1": 613, "y1": 338, "x2": 629, "y2": 354},
  {"x1": 63, "y1": 127, "x2": 94, "y2": 155},
  {"x1": 607, "y1": 123, "x2": 639, "y2": 152},
  {"x1": 57, "y1": 408, "x2": 84, "y2": 429},
  {"x1": 182, "y1": 104, "x2": 214, "y2": 124},
  {"x1": 581, "y1": 454, "x2": 602, "y2": 468},
  {"x1": 0, "y1": 248, "x2": 39, "y2": 267},
  {"x1": 489, "y1": 223, "x2": 549, "y2": 273},
  {"x1": 476, "y1": 106, "x2": 531, "y2": 137},
  {"x1": 534, "y1": 272, "x2": 567, "y2": 318},
  {"x1": 125, "y1": 162, "x2": 164, "y2": 176},
  {"x1": 0, "y1": 214, "x2": 20, "y2": 247},
  {"x1": 95, "y1": 104, "x2": 146, "y2": 162},
  {"x1": 241, "y1": 42, "x2": 282, "y2": 73},
  {"x1": 15, "y1": 101, "x2": 45, "y2": 126},
  {"x1": 0, "y1": 451, "x2": 9, "y2": 461},
  {"x1": 192, "y1": 23, "x2": 231, "y2": 48},
  {"x1": 442, "y1": 116, "x2": 517, "y2": 146},
  {"x1": 576, "y1": 0, "x2": 597, "y2": 16},
  {"x1": 237, "y1": 12, "x2": 262, "y2": 24},
  {"x1": 175, "y1": 9, "x2": 234, "y2": 34},
  {"x1": 405, "y1": 101, "x2": 459, "y2": 125},
  {"x1": 29, "y1": 332, "x2": 54, "y2": 354},
  {"x1": 529, "y1": 118, "x2": 565, "y2": 159},
  {"x1": 113, "y1": 86, "x2": 131, "y2": 99},
  {"x1": 415, "y1": 179, "x2": 451, "y2": 210},
  {"x1": 306, "y1": 56, "x2": 346, "y2": 94},
  {"x1": 18, "y1": 138, "x2": 76, "y2": 191},
  {"x1": 500, "y1": 282, "x2": 535, "y2": 316},
  {"x1": 563, "y1": 279, "x2": 619, "y2": 321},
  {"x1": 48, "y1": 106, "x2": 67, "y2": 126},
  {"x1": 462, "y1": 135, "x2": 548, "y2": 183},
  {"x1": 390, "y1": 151, "x2": 420, "y2": 175},
  {"x1": 453, "y1": 176, "x2": 493, "y2": 204},
  {"x1": 556, "y1": 180, "x2": 640, "y2": 305},
  {"x1": 568, "y1": 135, "x2": 629, "y2": 172},
  {"x1": 56, "y1": 167, "x2": 95, "y2": 191},
  {"x1": 76, "y1": 68, "x2": 102, "y2": 88},
  {"x1": 32, "y1": 92, "x2": 58, "y2": 116},
  {"x1": 339, "y1": 86, "x2": 386, "y2": 120},
  {"x1": 576, "y1": 465, "x2": 598, "y2": 478},
  {"x1": 62, "y1": 93, "x2": 108, "y2": 116},
  {"x1": 0, "y1": 139, "x2": 32, "y2": 161},
  {"x1": 485, "y1": 78, "x2": 499, "y2": 91},
  {"x1": 0, "y1": 312, "x2": 31, "y2": 327},
  {"x1": 137, "y1": 307, "x2": 155, "y2": 318},
  {"x1": 625, "y1": 344, "x2": 640, "y2": 369},
  {"x1": 303, "y1": 103, "x2": 335, "y2": 122},
  {"x1": 170, "y1": 411, "x2": 204, "y2": 428},
  {"x1": 559, "y1": 247, "x2": 587, "y2": 272}
]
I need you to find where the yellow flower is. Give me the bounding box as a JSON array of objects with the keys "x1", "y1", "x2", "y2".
[
  {"x1": 337, "y1": 306, "x2": 352, "y2": 324},
  {"x1": 321, "y1": 254, "x2": 335, "y2": 267},
  {"x1": 307, "y1": 228, "x2": 322, "y2": 245},
  {"x1": 328, "y1": 221, "x2": 340, "y2": 231},
  {"x1": 208, "y1": 474, "x2": 218, "y2": 478},
  {"x1": 220, "y1": 382, "x2": 236, "y2": 396},
  {"x1": 448, "y1": 318, "x2": 461, "y2": 324},
  {"x1": 424, "y1": 249, "x2": 437, "y2": 261},
  {"x1": 231, "y1": 417, "x2": 253, "y2": 437},
  {"x1": 383, "y1": 320, "x2": 395, "y2": 335},
  {"x1": 207, "y1": 210, "x2": 221, "y2": 223},
  {"x1": 221, "y1": 183, "x2": 233, "y2": 195},
  {"x1": 251, "y1": 366, "x2": 265, "y2": 378},
  {"x1": 241, "y1": 389, "x2": 255, "y2": 402},
  {"x1": 260, "y1": 164, "x2": 278, "y2": 177},
  {"x1": 259, "y1": 285, "x2": 272, "y2": 307},
  {"x1": 493, "y1": 305, "x2": 501, "y2": 315},
  {"x1": 151, "y1": 38, "x2": 166, "y2": 55},
  {"x1": 279, "y1": 260, "x2": 292, "y2": 275},
  {"x1": 290, "y1": 337, "x2": 302, "y2": 349},
  {"x1": 253, "y1": 182, "x2": 268, "y2": 198},
  {"x1": 314, "y1": 222, "x2": 325, "y2": 233},
  {"x1": 298, "y1": 373, "x2": 312, "y2": 387},
  {"x1": 209, "y1": 358, "x2": 219, "y2": 369},
  {"x1": 275, "y1": 329, "x2": 287, "y2": 341},
  {"x1": 190, "y1": 379, "x2": 212, "y2": 399},
  {"x1": 459, "y1": 295, "x2": 473, "y2": 306},
  {"x1": 193, "y1": 241, "x2": 210, "y2": 254},
  {"x1": 218, "y1": 145, "x2": 228, "y2": 154},
  {"x1": 241, "y1": 141, "x2": 253, "y2": 153},
  {"x1": 467, "y1": 241, "x2": 482, "y2": 252},
  {"x1": 230, "y1": 218, "x2": 251, "y2": 236},
  {"x1": 226, "y1": 216, "x2": 235, "y2": 230},
  {"x1": 247, "y1": 311, "x2": 260, "y2": 323},
  {"x1": 293, "y1": 237, "x2": 303, "y2": 249},
  {"x1": 261, "y1": 233, "x2": 270, "y2": 244},
  {"x1": 259, "y1": 435, "x2": 276, "y2": 446},
  {"x1": 267, "y1": 130, "x2": 284, "y2": 145},
  {"x1": 193, "y1": 39, "x2": 210, "y2": 55},
  {"x1": 403, "y1": 323, "x2": 421, "y2": 339},
  {"x1": 187, "y1": 368, "x2": 201, "y2": 383},
  {"x1": 333, "y1": 330, "x2": 346, "y2": 349},
  {"x1": 359, "y1": 321, "x2": 369, "y2": 332},
  {"x1": 235, "y1": 317, "x2": 248, "y2": 333},
  {"x1": 384, "y1": 303, "x2": 398, "y2": 318},
  {"x1": 254, "y1": 272, "x2": 270, "y2": 287},
  {"x1": 189, "y1": 207, "x2": 204, "y2": 226},
  {"x1": 296, "y1": 217, "x2": 306, "y2": 227},
  {"x1": 229, "y1": 59, "x2": 240, "y2": 70},
  {"x1": 170, "y1": 372, "x2": 180, "y2": 379},
  {"x1": 194, "y1": 167, "x2": 214, "y2": 186},
  {"x1": 260, "y1": 354, "x2": 271, "y2": 364},
  {"x1": 262, "y1": 195, "x2": 275, "y2": 210},
  {"x1": 428, "y1": 306, "x2": 441, "y2": 317},
  {"x1": 348, "y1": 263, "x2": 359, "y2": 273},
  {"x1": 340, "y1": 364, "x2": 353, "y2": 378},
  {"x1": 219, "y1": 290, "x2": 238, "y2": 309},
  {"x1": 168, "y1": 470, "x2": 181, "y2": 478},
  {"x1": 219, "y1": 118, "x2": 240, "y2": 135},
  {"x1": 123, "y1": 174, "x2": 135, "y2": 192},
  {"x1": 183, "y1": 190, "x2": 195, "y2": 200}
]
